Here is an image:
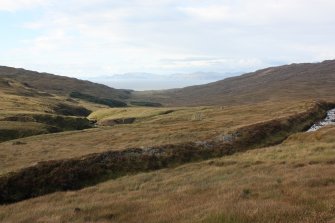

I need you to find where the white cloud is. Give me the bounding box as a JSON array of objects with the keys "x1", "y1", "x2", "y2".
[
  {"x1": 1, "y1": 0, "x2": 335, "y2": 89},
  {"x1": 179, "y1": 0, "x2": 335, "y2": 25},
  {"x1": 158, "y1": 57, "x2": 264, "y2": 71},
  {"x1": 0, "y1": 0, "x2": 47, "y2": 11},
  {"x1": 179, "y1": 5, "x2": 234, "y2": 22}
]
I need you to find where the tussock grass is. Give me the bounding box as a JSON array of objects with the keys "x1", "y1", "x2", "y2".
[
  {"x1": 0, "y1": 126, "x2": 334, "y2": 222},
  {"x1": 0, "y1": 101, "x2": 330, "y2": 204},
  {"x1": 0, "y1": 100, "x2": 316, "y2": 175}
]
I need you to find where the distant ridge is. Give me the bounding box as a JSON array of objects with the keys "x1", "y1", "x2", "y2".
[{"x1": 133, "y1": 60, "x2": 335, "y2": 106}]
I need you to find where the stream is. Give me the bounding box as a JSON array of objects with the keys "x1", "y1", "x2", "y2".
[{"x1": 307, "y1": 108, "x2": 335, "y2": 132}]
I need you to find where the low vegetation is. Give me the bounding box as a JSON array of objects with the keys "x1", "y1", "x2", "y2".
[
  {"x1": 0, "y1": 76, "x2": 105, "y2": 142},
  {"x1": 52, "y1": 103, "x2": 91, "y2": 116},
  {"x1": 0, "y1": 101, "x2": 332, "y2": 204},
  {"x1": 70, "y1": 92, "x2": 127, "y2": 107},
  {"x1": 0, "y1": 124, "x2": 334, "y2": 222},
  {"x1": 133, "y1": 60, "x2": 335, "y2": 106},
  {"x1": 0, "y1": 122, "x2": 56, "y2": 142},
  {"x1": 88, "y1": 107, "x2": 175, "y2": 123},
  {"x1": 129, "y1": 101, "x2": 162, "y2": 107},
  {"x1": 0, "y1": 100, "x2": 317, "y2": 175},
  {"x1": 0, "y1": 114, "x2": 92, "y2": 142},
  {"x1": 0, "y1": 66, "x2": 131, "y2": 100},
  {"x1": 1, "y1": 62, "x2": 335, "y2": 222}
]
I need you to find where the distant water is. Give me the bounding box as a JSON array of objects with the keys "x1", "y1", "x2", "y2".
[{"x1": 307, "y1": 108, "x2": 335, "y2": 132}]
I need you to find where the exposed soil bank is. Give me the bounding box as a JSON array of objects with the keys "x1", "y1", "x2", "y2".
[
  {"x1": 0, "y1": 101, "x2": 334, "y2": 204},
  {"x1": 0, "y1": 114, "x2": 92, "y2": 142}
]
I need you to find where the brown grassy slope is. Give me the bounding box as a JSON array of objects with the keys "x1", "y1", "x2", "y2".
[
  {"x1": 0, "y1": 76, "x2": 107, "y2": 116},
  {"x1": 0, "y1": 100, "x2": 329, "y2": 204},
  {"x1": 133, "y1": 60, "x2": 335, "y2": 106},
  {"x1": 0, "y1": 100, "x2": 316, "y2": 176},
  {"x1": 0, "y1": 66, "x2": 131, "y2": 100},
  {"x1": 0, "y1": 77, "x2": 109, "y2": 142},
  {"x1": 0, "y1": 125, "x2": 334, "y2": 223}
]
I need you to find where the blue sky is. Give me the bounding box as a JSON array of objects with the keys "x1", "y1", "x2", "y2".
[{"x1": 1, "y1": 0, "x2": 335, "y2": 90}]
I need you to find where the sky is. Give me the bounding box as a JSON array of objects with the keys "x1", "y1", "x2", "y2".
[{"x1": 0, "y1": 0, "x2": 335, "y2": 90}]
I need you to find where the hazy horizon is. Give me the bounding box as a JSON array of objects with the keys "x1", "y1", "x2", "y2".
[{"x1": 84, "y1": 71, "x2": 245, "y2": 90}]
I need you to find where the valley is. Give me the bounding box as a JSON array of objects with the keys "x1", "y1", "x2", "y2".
[{"x1": 0, "y1": 61, "x2": 335, "y2": 222}]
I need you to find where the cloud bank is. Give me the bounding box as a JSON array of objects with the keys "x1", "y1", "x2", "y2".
[{"x1": 0, "y1": 0, "x2": 334, "y2": 89}]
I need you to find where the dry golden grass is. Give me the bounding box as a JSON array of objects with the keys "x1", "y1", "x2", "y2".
[
  {"x1": 0, "y1": 78, "x2": 108, "y2": 142},
  {"x1": 0, "y1": 77, "x2": 107, "y2": 117},
  {"x1": 0, "y1": 100, "x2": 315, "y2": 175},
  {"x1": 0, "y1": 125, "x2": 334, "y2": 223},
  {"x1": 0, "y1": 90, "x2": 106, "y2": 118},
  {"x1": 88, "y1": 107, "x2": 177, "y2": 121},
  {"x1": 1, "y1": 62, "x2": 334, "y2": 223}
]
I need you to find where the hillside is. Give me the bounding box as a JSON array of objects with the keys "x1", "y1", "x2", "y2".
[
  {"x1": 0, "y1": 66, "x2": 145, "y2": 142},
  {"x1": 134, "y1": 60, "x2": 335, "y2": 106},
  {"x1": 0, "y1": 66, "x2": 131, "y2": 101},
  {"x1": 0, "y1": 70, "x2": 112, "y2": 142}
]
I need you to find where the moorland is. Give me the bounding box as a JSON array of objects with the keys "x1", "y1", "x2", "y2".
[{"x1": 0, "y1": 61, "x2": 334, "y2": 222}]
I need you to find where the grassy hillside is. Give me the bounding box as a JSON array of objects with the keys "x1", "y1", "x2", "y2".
[
  {"x1": 0, "y1": 66, "x2": 131, "y2": 100},
  {"x1": 0, "y1": 74, "x2": 108, "y2": 115},
  {"x1": 0, "y1": 125, "x2": 334, "y2": 222},
  {"x1": 133, "y1": 60, "x2": 335, "y2": 106},
  {"x1": 0, "y1": 75, "x2": 108, "y2": 142}
]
